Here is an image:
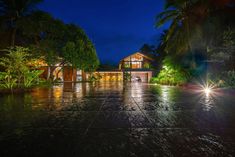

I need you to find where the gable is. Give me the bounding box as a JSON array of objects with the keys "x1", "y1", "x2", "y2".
[{"x1": 121, "y1": 52, "x2": 154, "y2": 62}]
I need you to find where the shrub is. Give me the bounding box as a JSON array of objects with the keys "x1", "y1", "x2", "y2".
[
  {"x1": 209, "y1": 71, "x2": 235, "y2": 87},
  {"x1": 0, "y1": 72, "x2": 17, "y2": 90},
  {"x1": 143, "y1": 62, "x2": 150, "y2": 69},
  {"x1": 151, "y1": 57, "x2": 190, "y2": 85},
  {"x1": 88, "y1": 73, "x2": 102, "y2": 82},
  {"x1": 0, "y1": 47, "x2": 44, "y2": 89},
  {"x1": 23, "y1": 70, "x2": 44, "y2": 88}
]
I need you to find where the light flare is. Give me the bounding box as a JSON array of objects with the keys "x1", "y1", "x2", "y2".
[
  {"x1": 204, "y1": 87, "x2": 212, "y2": 96},
  {"x1": 195, "y1": 78, "x2": 217, "y2": 97}
]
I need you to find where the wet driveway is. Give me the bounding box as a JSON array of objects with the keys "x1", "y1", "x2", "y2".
[{"x1": 0, "y1": 82, "x2": 235, "y2": 157}]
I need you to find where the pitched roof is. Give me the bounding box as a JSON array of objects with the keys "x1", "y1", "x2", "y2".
[{"x1": 120, "y1": 52, "x2": 154, "y2": 62}]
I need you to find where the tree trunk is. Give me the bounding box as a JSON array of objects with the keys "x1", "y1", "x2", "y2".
[
  {"x1": 47, "y1": 66, "x2": 51, "y2": 81},
  {"x1": 186, "y1": 19, "x2": 196, "y2": 69},
  {"x1": 34, "y1": 35, "x2": 40, "y2": 47},
  {"x1": 11, "y1": 28, "x2": 16, "y2": 47}
]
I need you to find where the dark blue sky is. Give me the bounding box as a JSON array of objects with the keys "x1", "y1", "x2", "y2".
[{"x1": 39, "y1": 0, "x2": 169, "y2": 64}]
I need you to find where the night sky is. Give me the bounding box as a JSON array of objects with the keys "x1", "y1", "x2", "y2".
[{"x1": 39, "y1": 0, "x2": 169, "y2": 64}]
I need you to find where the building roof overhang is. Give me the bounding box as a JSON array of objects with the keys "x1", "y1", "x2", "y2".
[{"x1": 120, "y1": 52, "x2": 154, "y2": 62}]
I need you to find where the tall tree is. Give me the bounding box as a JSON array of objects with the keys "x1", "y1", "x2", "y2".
[
  {"x1": 156, "y1": 0, "x2": 208, "y2": 55},
  {"x1": 140, "y1": 44, "x2": 155, "y2": 55},
  {"x1": 0, "y1": 0, "x2": 43, "y2": 46}
]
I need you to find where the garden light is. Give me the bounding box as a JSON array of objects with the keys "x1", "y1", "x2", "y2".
[
  {"x1": 198, "y1": 81, "x2": 216, "y2": 97},
  {"x1": 204, "y1": 86, "x2": 212, "y2": 96}
]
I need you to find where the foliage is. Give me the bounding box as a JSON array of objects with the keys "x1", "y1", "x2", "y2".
[
  {"x1": 208, "y1": 27, "x2": 235, "y2": 69},
  {"x1": 62, "y1": 42, "x2": 78, "y2": 67},
  {"x1": 23, "y1": 70, "x2": 44, "y2": 88},
  {"x1": 143, "y1": 62, "x2": 150, "y2": 69},
  {"x1": 225, "y1": 71, "x2": 235, "y2": 87},
  {"x1": 0, "y1": 72, "x2": 17, "y2": 89},
  {"x1": 124, "y1": 64, "x2": 130, "y2": 69},
  {"x1": 156, "y1": 0, "x2": 235, "y2": 72},
  {"x1": 156, "y1": 0, "x2": 203, "y2": 54},
  {"x1": 0, "y1": 47, "x2": 30, "y2": 86},
  {"x1": 123, "y1": 72, "x2": 131, "y2": 81},
  {"x1": 98, "y1": 61, "x2": 117, "y2": 71},
  {"x1": 0, "y1": 46, "x2": 43, "y2": 89},
  {"x1": 151, "y1": 57, "x2": 190, "y2": 85},
  {"x1": 0, "y1": 2, "x2": 100, "y2": 77},
  {"x1": 209, "y1": 71, "x2": 235, "y2": 87},
  {"x1": 62, "y1": 37, "x2": 99, "y2": 72},
  {"x1": 88, "y1": 73, "x2": 102, "y2": 82},
  {"x1": 0, "y1": 0, "x2": 43, "y2": 46},
  {"x1": 140, "y1": 44, "x2": 156, "y2": 56}
]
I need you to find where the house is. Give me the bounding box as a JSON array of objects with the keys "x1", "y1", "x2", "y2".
[
  {"x1": 91, "y1": 52, "x2": 155, "y2": 82},
  {"x1": 33, "y1": 52, "x2": 155, "y2": 83}
]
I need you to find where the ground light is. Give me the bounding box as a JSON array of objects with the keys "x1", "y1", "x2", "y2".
[
  {"x1": 197, "y1": 80, "x2": 216, "y2": 97},
  {"x1": 204, "y1": 86, "x2": 212, "y2": 96}
]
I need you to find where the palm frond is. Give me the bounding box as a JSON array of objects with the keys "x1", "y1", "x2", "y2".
[
  {"x1": 157, "y1": 10, "x2": 178, "y2": 19},
  {"x1": 156, "y1": 13, "x2": 178, "y2": 27},
  {"x1": 165, "y1": 18, "x2": 179, "y2": 42}
]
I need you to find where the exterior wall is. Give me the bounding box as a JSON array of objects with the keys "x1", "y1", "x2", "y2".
[
  {"x1": 148, "y1": 71, "x2": 152, "y2": 82},
  {"x1": 130, "y1": 71, "x2": 152, "y2": 82},
  {"x1": 86, "y1": 71, "x2": 153, "y2": 82},
  {"x1": 38, "y1": 67, "x2": 153, "y2": 83},
  {"x1": 38, "y1": 66, "x2": 48, "y2": 79},
  {"x1": 89, "y1": 72, "x2": 123, "y2": 81},
  {"x1": 119, "y1": 53, "x2": 153, "y2": 70},
  {"x1": 37, "y1": 66, "x2": 85, "y2": 82}
]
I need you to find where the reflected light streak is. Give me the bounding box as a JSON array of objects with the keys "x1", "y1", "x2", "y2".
[
  {"x1": 160, "y1": 86, "x2": 171, "y2": 110},
  {"x1": 162, "y1": 86, "x2": 169, "y2": 103}
]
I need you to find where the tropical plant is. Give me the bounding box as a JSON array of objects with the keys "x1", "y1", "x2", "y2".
[
  {"x1": 0, "y1": 71, "x2": 17, "y2": 90},
  {"x1": 151, "y1": 56, "x2": 190, "y2": 85},
  {"x1": 156, "y1": 0, "x2": 211, "y2": 70},
  {"x1": 209, "y1": 71, "x2": 235, "y2": 87},
  {"x1": 143, "y1": 62, "x2": 150, "y2": 69},
  {"x1": 0, "y1": 1, "x2": 99, "y2": 80},
  {"x1": 225, "y1": 71, "x2": 235, "y2": 87},
  {"x1": 23, "y1": 70, "x2": 43, "y2": 88},
  {"x1": 88, "y1": 73, "x2": 102, "y2": 82},
  {"x1": 0, "y1": 47, "x2": 30, "y2": 86},
  {"x1": 123, "y1": 72, "x2": 131, "y2": 82},
  {"x1": 0, "y1": 46, "x2": 43, "y2": 89}
]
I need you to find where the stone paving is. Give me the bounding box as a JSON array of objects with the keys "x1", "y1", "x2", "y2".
[{"x1": 0, "y1": 82, "x2": 235, "y2": 157}]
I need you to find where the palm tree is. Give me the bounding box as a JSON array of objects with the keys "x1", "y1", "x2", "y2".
[
  {"x1": 0, "y1": 0, "x2": 43, "y2": 46},
  {"x1": 156, "y1": 0, "x2": 211, "y2": 69},
  {"x1": 158, "y1": 1, "x2": 206, "y2": 50}
]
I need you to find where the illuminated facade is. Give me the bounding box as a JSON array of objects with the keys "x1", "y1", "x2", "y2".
[
  {"x1": 33, "y1": 52, "x2": 155, "y2": 82},
  {"x1": 93, "y1": 52, "x2": 155, "y2": 82},
  {"x1": 119, "y1": 52, "x2": 153, "y2": 70}
]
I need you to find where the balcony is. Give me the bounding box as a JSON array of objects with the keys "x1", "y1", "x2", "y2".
[{"x1": 120, "y1": 61, "x2": 150, "y2": 70}]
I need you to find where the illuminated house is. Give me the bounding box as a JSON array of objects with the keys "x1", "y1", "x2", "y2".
[
  {"x1": 32, "y1": 52, "x2": 155, "y2": 82},
  {"x1": 119, "y1": 52, "x2": 154, "y2": 82},
  {"x1": 92, "y1": 52, "x2": 155, "y2": 82}
]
